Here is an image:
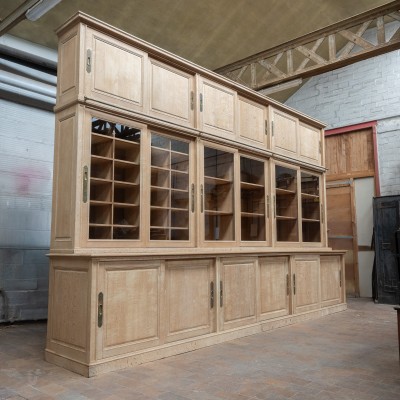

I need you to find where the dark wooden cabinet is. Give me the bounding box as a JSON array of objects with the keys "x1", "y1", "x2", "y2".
[{"x1": 373, "y1": 195, "x2": 400, "y2": 304}]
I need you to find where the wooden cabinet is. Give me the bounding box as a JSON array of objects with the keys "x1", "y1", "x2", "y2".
[
  {"x1": 220, "y1": 258, "x2": 257, "y2": 330},
  {"x1": 198, "y1": 78, "x2": 236, "y2": 139},
  {"x1": 259, "y1": 257, "x2": 290, "y2": 320},
  {"x1": 165, "y1": 259, "x2": 215, "y2": 342},
  {"x1": 149, "y1": 59, "x2": 195, "y2": 127},
  {"x1": 273, "y1": 162, "x2": 324, "y2": 246},
  {"x1": 47, "y1": 13, "x2": 345, "y2": 377},
  {"x1": 97, "y1": 260, "x2": 162, "y2": 358},
  {"x1": 292, "y1": 256, "x2": 321, "y2": 313},
  {"x1": 270, "y1": 107, "x2": 323, "y2": 166},
  {"x1": 85, "y1": 28, "x2": 147, "y2": 112},
  {"x1": 320, "y1": 255, "x2": 344, "y2": 307},
  {"x1": 270, "y1": 108, "x2": 298, "y2": 158},
  {"x1": 237, "y1": 96, "x2": 267, "y2": 147},
  {"x1": 150, "y1": 132, "x2": 193, "y2": 243}
]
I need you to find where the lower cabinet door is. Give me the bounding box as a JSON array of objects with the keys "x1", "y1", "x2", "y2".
[
  {"x1": 320, "y1": 255, "x2": 343, "y2": 307},
  {"x1": 97, "y1": 260, "x2": 162, "y2": 359},
  {"x1": 293, "y1": 255, "x2": 321, "y2": 313},
  {"x1": 165, "y1": 259, "x2": 216, "y2": 342},
  {"x1": 259, "y1": 257, "x2": 290, "y2": 320},
  {"x1": 220, "y1": 257, "x2": 257, "y2": 330}
]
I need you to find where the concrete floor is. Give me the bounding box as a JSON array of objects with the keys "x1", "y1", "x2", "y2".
[{"x1": 0, "y1": 299, "x2": 399, "y2": 400}]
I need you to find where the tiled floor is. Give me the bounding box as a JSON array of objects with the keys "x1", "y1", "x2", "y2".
[{"x1": 0, "y1": 299, "x2": 399, "y2": 400}]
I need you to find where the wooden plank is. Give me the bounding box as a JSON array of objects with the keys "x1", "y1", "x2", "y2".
[{"x1": 325, "y1": 128, "x2": 374, "y2": 180}]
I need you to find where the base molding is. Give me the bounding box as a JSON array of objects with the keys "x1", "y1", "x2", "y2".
[{"x1": 45, "y1": 303, "x2": 347, "y2": 377}]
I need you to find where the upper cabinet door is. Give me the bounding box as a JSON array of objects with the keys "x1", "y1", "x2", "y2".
[
  {"x1": 198, "y1": 78, "x2": 236, "y2": 139},
  {"x1": 149, "y1": 59, "x2": 195, "y2": 128},
  {"x1": 270, "y1": 107, "x2": 323, "y2": 166},
  {"x1": 270, "y1": 107, "x2": 298, "y2": 158},
  {"x1": 237, "y1": 97, "x2": 267, "y2": 147},
  {"x1": 298, "y1": 122, "x2": 322, "y2": 165},
  {"x1": 85, "y1": 29, "x2": 147, "y2": 112}
]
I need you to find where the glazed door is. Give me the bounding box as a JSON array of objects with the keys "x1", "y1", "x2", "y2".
[{"x1": 149, "y1": 132, "x2": 194, "y2": 245}]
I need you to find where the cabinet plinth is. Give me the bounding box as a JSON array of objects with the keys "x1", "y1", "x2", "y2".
[{"x1": 47, "y1": 12, "x2": 345, "y2": 377}]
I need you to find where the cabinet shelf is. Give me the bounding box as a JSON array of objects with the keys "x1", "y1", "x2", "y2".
[
  {"x1": 114, "y1": 181, "x2": 139, "y2": 188},
  {"x1": 114, "y1": 159, "x2": 139, "y2": 168},
  {"x1": 241, "y1": 211, "x2": 265, "y2": 217},
  {"x1": 276, "y1": 188, "x2": 296, "y2": 196},
  {"x1": 113, "y1": 202, "x2": 139, "y2": 208},
  {"x1": 90, "y1": 177, "x2": 112, "y2": 185},
  {"x1": 276, "y1": 215, "x2": 297, "y2": 221},
  {"x1": 241, "y1": 181, "x2": 264, "y2": 190},
  {"x1": 89, "y1": 223, "x2": 112, "y2": 227},
  {"x1": 301, "y1": 193, "x2": 319, "y2": 200},
  {"x1": 91, "y1": 155, "x2": 113, "y2": 164},
  {"x1": 205, "y1": 210, "x2": 233, "y2": 216},
  {"x1": 302, "y1": 218, "x2": 320, "y2": 223},
  {"x1": 114, "y1": 136, "x2": 140, "y2": 148},
  {"x1": 90, "y1": 200, "x2": 112, "y2": 206},
  {"x1": 204, "y1": 176, "x2": 232, "y2": 185}
]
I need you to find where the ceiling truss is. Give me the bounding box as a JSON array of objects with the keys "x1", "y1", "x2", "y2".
[{"x1": 215, "y1": 1, "x2": 400, "y2": 91}]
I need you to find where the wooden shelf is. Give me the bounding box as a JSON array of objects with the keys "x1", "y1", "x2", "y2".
[
  {"x1": 90, "y1": 177, "x2": 112, "y2": 185},
  {"x1": 114, "y1": 181, "x2": 139, "y2": 188},
  {"x1": 240, "y1": 181, "x2": 264, "y2": 190},
  {"x1": 205, "y1": 210, "x2": 233, "y2": 215},
  {"x1": 115, "y1": 159, "x2": 139, "y2": 168},
  {"x1": 301, "y1": 193, "x2": 319, "y2": 200},
  {"x1": 276, "y1": 215, "x2": 297, "y2": 221},
  {"x1": 302, "y1": 218, "x2": 320, "y2": 223},
  {"x1": 241, "y1": 211, "x2": 265, "y2": 217},
  {"x1": 276, "y1": 188, "x2": 296, "y2": 196},
  {"x1": 113, "y1": 202, "x2": 139, "y2": 208},
  {"x1": 204, "y1": 176, "x2": 232, "y2": 185}
]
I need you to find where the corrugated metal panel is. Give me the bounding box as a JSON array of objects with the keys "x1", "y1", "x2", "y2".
[{"x1": 0, "y1": 67, "x2": 55, "y2": 320}]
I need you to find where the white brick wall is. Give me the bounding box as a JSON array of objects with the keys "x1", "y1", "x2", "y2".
[{"x1": 285, "y1": 49, "x2": 400, "y2": 196}]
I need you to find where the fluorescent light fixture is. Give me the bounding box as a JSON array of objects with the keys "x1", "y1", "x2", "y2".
[{"x1": 25, "y1": 0, "x2": 62, "y2": 22}]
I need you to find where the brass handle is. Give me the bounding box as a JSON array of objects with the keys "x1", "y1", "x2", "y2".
[
  {"x1": 200, "y1": 93, "x2": 203, "y2": 112},
  {"x1": 293, "y1": 274, "x2": 296, "y2": 295},
  {"x1": 339, "y1": 270, "x2": 342, "y2": 287},
  {"x1": 190, "y1": 91, "x2": 194, "y2": 110},
  {"x1": 273, "y1": 195, "x2": 276, "y2": 218},
  {"x1": 210, "y1": 281, "x2": 214, "y2": 308},
  {"x1": 286, "y1": 273, "x2": 290, "y2": 296},
  {"x1": 201, "y1": 184, "x2": 204, "y2": 213},
  {"x1": 98, "y1": 292, "x2": 103, "y2": 328},
  {"x1": 220, "y1": 281, "x2": 223, "y2": 307},
  {"x1": 86, "y1": 49, "x2": 92, "y2": 73},
  {"x1": 191, "y1": 184, "x2": 195, "y2": 213},
  {"x1": 83, "y1": 165, "x2": 88, "y2": 203}
]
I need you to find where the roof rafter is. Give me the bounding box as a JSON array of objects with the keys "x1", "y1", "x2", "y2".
[{"x1": 215, "y1": 1, "x2": 400, "y2": 91}]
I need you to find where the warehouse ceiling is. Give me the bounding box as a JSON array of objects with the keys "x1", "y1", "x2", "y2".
[{"x1": 0, "y1": 0, "x2": 394, "y2": 101}]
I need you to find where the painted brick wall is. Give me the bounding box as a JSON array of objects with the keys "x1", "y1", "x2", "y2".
[{"x1": 285, "y1": 49, "x2": 400, "y2": 196}]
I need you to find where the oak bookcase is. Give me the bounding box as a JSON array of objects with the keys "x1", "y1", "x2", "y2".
[{"x1": 46, "y1": 12, "x2": 346, "y2": 377}]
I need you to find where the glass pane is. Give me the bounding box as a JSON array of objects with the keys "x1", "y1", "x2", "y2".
[
  {"x1": 204, "y1": 147, "x2": 234, "y2": 241},
  {"x1": 301, "y1": 172, "x2": 321, "y2": 242},
  {"x1": 150, "y1": 133, "x2": 190, "y2": 241},
  {"x1": 275, "y1": 165, "x2": 298, "y2": 242},
  {"x1": 89, "y1": 118, "x2": 141, "y2": 240},
  {"x1": 240, "y1": 157, "x2": 265, "y2": 241}
]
